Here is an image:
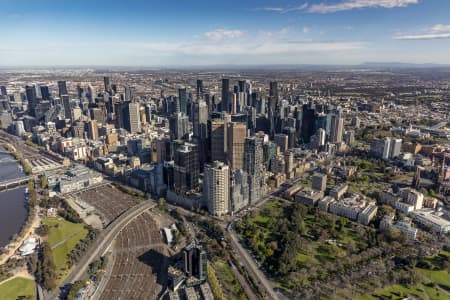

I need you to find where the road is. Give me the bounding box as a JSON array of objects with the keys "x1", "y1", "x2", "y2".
[
  {"x1": 228, "y1": 227, "x2": 282, "y2": 300},
  {"x1": 48, "y1": 200, "x2": 156, "y2": 299}
]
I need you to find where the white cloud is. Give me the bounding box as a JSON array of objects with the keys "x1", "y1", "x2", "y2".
[
  {"x1": 393, "y1": 24, "x2": 450, "y2": 40},
  {"x1": 393, "y1": 33, "x2": 450, "y2": 40},
  {"x1": 257, "y1": 3, "x2": 308, "y2": 13},
  {"x1": 203, "y1": 29, "x2": 245, "y2": 41},
  {"x1": 308, "y1": 0, "x2": 418, "y2": 13},
  {"x1": 431, "y1": 24, "x2": 450, "y2": 32},
  {"x1": 130, "y1": 37, "x2": 364, "y2": 56},
  {"x1": 303, "y1": 27, "x2": 310, "y2": 33},
  {"x1": 259, "y1": 0, "x2": 418, "y2": 14}
]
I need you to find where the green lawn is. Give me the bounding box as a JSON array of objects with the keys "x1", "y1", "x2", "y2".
[
  {"x1": 354, "y1": 284, "x2": 426, "y2": 300},
  {"x1": 0, "y1": 277, "x2": 35, "y2": 300},
  {"x1": 44, "y1": 218, "x2": 88, "y2": 278},
  {"x1": 418, "y1": 269, "x2": 450, "y2": 289}
]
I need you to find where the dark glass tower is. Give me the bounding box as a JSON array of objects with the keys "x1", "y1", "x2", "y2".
[
  {"x1": 221, "y1": 78, "x2": 230, "y2": 112},
  {"x1": 57, "y1": 80, "x2": 68, "y2": 96}
]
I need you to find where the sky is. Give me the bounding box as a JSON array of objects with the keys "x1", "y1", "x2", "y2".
[{"x1": 1, "y1": 0, "x2": 450, "y2": 66}]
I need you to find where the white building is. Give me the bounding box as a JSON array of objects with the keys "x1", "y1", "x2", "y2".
[
  {"x1": 19, "y1": 237, "x2": 37, "y2": 256},
  {"x1": 329, "y1": 194, "x2": 366, "y2": 220},
  {"x1": 204, "y1": 161, "x2": 229, "y2": 217},
  {"x1": 410, "y1": 209, "x2": 450, "y2": 234}
]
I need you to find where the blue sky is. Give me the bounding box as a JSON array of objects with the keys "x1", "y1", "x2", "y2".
[{"x1": 1, "y1": 0, "x2": 450, "y2": 66}]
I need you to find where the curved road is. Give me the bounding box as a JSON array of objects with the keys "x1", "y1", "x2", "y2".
[
  {"x1": 64, "y1": 201, "x2": 156, "y2": 284},
  {"x1": 48, "y1": 200, "x2": 156, "y2": 299}
]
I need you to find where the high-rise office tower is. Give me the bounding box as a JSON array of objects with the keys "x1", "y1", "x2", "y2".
[
  {"x1": 173, "y1": 143, "x2": 199, "y2": 194},
  {"x1": 210, "y1": 119, "x2": 227, "y2": 163},
  {"x1": 0, "y1": 86, "x2": 6, "y2": 96},
  {"x1": 196, "y1": 80, "x2": 203, "y2": 100},
  {"x1": 87, "y1": 120, "x2": 99, "y2": 140},
  {"x1": 221, "y1": 78, "x2": 230, "y2": 112},
  {"x1": 315, "y1": 113, "x2": 331, "y2": 138},
  {"x1": 283, "y1": 127, "x2": 296, "y2": 149},
  {"x1": 183, "y1": 241, "x2": 207, "y2": 281},
  {"x1": 301, "y1": 104, "x2": 316, "y2": 143},
  {"x1": 230, "y1": 169, "x2": 249, "y2": 212},
  {"x1": 116, "y1": 101, "x2": 141, "y2": 133},
  {"x1": 274, "y1": 133, "x2": 289, "y2": 153},
  {"x1": 127, "y1": 102, "x2": 141, "y2": 133},
  {"x1": 104, "y1": 76, "x2": 110, "y2": 92},
  {"x1": 238, "y1": 80, "x2": 245, "y2": 93},
  {"x1": 244, "y1": 136, "x2": 265, "y2": 204},
  {"x1": 284, "y1": 150, "x2": 294, "y2": 178},
  {"x1": 124, "y1": 85, "x2": 134, "y2": 102},
  {"x1": 58, "y1": 80, "x2": 68, "y2": 96},
  {"x1": 39, "y1": 86, "x2": 51, "y2": 100},
  {"x1": 61, "y1": 95, "x2": 72, "y2": 119},
  {"x1": 25, "y1": 85, "x2": 38, "y2": 116},
  {"x1": 329, "y1": 110, "x2": 344, "y2": 143},
  {"x1": 193, "y1": 100, "x2": 208, "y2": 139},
  {"x1": 169, "y1": 112, "x2": 189, "y2": 140},
  {"x1": 269, "y1": 81, "x2": 279, "y2": 111},
  {"x1": 204, "y1": 161, "x2": 230, "y2": 217},
  {"x1": 178, "y1": 87, "x2": 187, "y2": 114},
  {"x1": 227, "y1": 122, "x2": 247, "y2": 170}
]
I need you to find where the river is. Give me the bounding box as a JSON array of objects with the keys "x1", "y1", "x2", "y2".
[{"x1": 0, "y1": 145, "x2": 28, "y2": 248}]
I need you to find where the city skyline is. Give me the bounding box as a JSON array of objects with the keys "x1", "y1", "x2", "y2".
[{"x1": 1, "y1": 0, "x2": 450, "y2": 66}]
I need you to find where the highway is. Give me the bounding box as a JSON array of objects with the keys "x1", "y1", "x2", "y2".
[{"x1": 49, "y1": 200, "x2": 156, "y2": 299}]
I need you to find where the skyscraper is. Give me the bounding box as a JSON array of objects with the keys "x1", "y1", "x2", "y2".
[
  {"x1": 244, "y1": 136, "x2": 265, "y2": 204},
  {"x1": 210, "y1": 119, "x2": 227, "y2": 163},
  {"x1": 269, "y1": 81, "x2": 279, "y2": 111},
  {"x1": 173, "y1": 143, "x2": 199, "y2": 194},
  {"x1": 227, "y1": 122, "x2": 247, "y2": 170},
  {"x1": 178, "y1": 87, "x2": 187, "y2": 114},
  {"x1": 192, "y1": 100, "x2": 208, "y2": 139},
  {"x1": 329, "y1": 110, "x2": 344, "y2": 143},
  {"x1": 39, "y1": 85, "x2": 51, "y2": 100},
  {"x1": 61, "y1": 95, "x2": 72, "y2": 119},
  {"x1": 169, "y1": 112, "x2": 189, "y2": 140},
  {"x1": 204, "y1": 161, "x2": 230, "y2": 217},
  {"x1": 58, "y1": 80, "x2": 68, "y2": 96},
  {"x1": 0, "y1": 86, "x2": 6, "y2": 96},
  {"x1": 104, "y1": 76, "x2": 111, "y2": 92},
  {"x1": 221, "y1": 78, "x2": 230, "y2": 112},
  {"x1": 25, "y1": 85, "x2": 38, "y2": 116},
  {"x1": 196, "y1": 79, "x2": 203, "y2": 100},
  {"x1": 183, "y1": 241, "x2": 207, "y2": 281},
  {"x1": 87, "y1": 120, "x2": 99, "y2": 140},
  {"x1": 127, "y1": 102, "x2": 141, "y2": 133},
  {"x1": 301, "y1": 104, "x2": 316, "y2": 143}
]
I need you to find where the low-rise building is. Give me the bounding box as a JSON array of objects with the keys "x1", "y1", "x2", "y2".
[
  {"x1": 357, "y1": 204, "x2": 378, "y2": 225},
  {"x1": 318, "y1": 196, "x2": 335, "y2": 211},
  {"x1": 295, "y1": 188, "x2": 324, "y2": 206},
  {"x1": 410, "y1": 209, "x2": 450, "y2": 234},
  {"x1": 329, "y1": 183, "x2": 348, "y2": 200},
  {"x1": 380, "y1": 214, "x2": 418, "y2": 239},
  {"x1": 329, "y1": 194, "x2": 366, "y2": 220}
]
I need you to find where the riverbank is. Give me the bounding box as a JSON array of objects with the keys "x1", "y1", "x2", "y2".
[
  {"x1": 2, "y1": 143, "x2": 32, "y2": 175},
  {"x1": 0, "y1": 145, "x2": 40, "y2": 264}
]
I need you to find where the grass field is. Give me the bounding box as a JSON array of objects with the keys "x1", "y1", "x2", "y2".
[
  {"x1": 44, "y1": 218, "x2": 88, "y2": 278},
  {"x1": 353, "y1": 251, "x2": 450, "y2": 300},
  {"x1": 0, "y1": 277, "x2": 35, "y2": 300}
]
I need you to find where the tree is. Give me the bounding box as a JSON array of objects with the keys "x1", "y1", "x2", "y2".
[{"x1": 40, "y1": 176, "x2": 48, "y2": 189}]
